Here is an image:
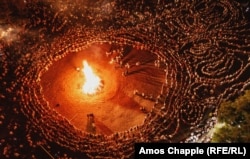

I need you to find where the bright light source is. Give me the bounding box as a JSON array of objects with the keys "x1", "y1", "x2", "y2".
[{"x1": 82, "y1": 61, "x2": 102, "y2": 95}]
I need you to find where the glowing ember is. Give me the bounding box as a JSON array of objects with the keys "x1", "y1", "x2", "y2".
[{"x1": 82, "y1": 61, "x2": 101, "y2": 95}]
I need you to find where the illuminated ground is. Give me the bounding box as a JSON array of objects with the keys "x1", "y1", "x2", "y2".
[{"x1": 41, "y1": 43, "x2": 165, "y2": 135}]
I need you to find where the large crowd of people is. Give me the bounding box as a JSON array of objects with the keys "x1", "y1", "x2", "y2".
[{"x1": 0, "y1": 0, "x2": 249, "y2": 158}]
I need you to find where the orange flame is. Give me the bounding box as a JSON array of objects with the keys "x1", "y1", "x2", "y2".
[{"x1": 82, "y1": 61, "x2": 101, "y2": 95}]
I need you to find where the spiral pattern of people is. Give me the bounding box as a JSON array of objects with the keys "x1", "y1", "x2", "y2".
[{"x1": 0, "y1": 0, "x2": 250, "y2": 158}]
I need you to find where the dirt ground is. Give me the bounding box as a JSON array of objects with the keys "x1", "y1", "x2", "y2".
[{"x1": 41, "y1": 43, "x2": 165, "y2": 135}]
